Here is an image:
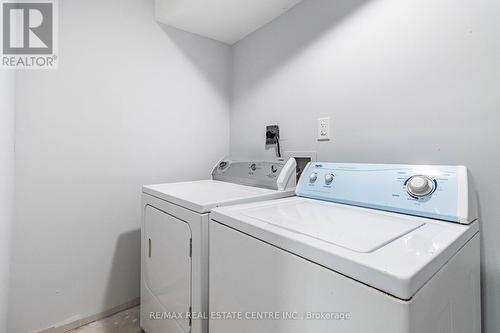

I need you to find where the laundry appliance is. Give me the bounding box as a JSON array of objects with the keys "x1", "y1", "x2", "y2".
[
  {"x1": 209, "y1": 162, "x2": 480, "y2": 333},
  {"x1": 140, "y1": 157, "x2": 297, "y2": 333}
]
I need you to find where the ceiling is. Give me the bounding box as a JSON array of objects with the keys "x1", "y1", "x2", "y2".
[{"x1": 155, "y1": 0, "x2": 304, "y2": 45}]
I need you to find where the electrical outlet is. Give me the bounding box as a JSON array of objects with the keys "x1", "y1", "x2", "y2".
[
  {"x1": 317, "y1": 117, "x2": 330, "y2": 141},
  {"x1": 266, "y1": 125, "x2": 280, "y2": 145}
]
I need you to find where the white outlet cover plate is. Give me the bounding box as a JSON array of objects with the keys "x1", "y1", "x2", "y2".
[{"x1": 318, "y1": 117, "x2": 330, "y2": 141}]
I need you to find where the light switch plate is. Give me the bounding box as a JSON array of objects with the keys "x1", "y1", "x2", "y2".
[{"x1": 317, "y1": 117, "x2": 330, "y2": 141}]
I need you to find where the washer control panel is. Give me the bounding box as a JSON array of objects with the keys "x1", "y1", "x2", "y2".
[{"x1": 297, "y1": 163, "x2": 477, "y2": 224}]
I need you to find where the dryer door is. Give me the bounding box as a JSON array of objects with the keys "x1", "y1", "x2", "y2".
[{"x1": 144, "y1": 205, "x2": 192, "y2": 332}]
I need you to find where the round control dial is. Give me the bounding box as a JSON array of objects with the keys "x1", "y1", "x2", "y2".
[
  {"x1": 407, "y1": 175, "x2": 435, "y2": 198},
  {"x1": 325, "y1": 174, "x2": 334, "y2": 185},
  {"x1": 309, "y1": 173, "x2": 318, "y2": 183}
]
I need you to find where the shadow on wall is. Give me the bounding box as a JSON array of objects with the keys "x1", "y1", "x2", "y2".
[
  {"x1": 476, "y1": 191, "x2": 496, "y2": 333},
  {"x1": 158, "y1": 23, "x2": 230, "y2": 103},
  {"x1": 233, "y1": 0, "x2": 371, "y2": 94},
  {"x1": 103, "y1": 229, "x2": 142, "y2": 310}
]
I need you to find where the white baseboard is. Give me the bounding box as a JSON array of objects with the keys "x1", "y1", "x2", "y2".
[{"x1": 35, "y1": 298, "x2": 140, "y2": 333}]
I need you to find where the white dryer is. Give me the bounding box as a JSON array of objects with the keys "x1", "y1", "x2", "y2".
[
  {"x1": 140, "y1": 157, "x2": 297, "y2": 333},
  {"x1": 209, "y1": 163, "x2": 480, "y2": 333}
]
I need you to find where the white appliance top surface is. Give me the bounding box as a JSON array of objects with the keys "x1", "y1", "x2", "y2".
[
  {"x1": 143, "y1": 180, "x2": 294, "y2": 214},
  {"x1": 243, "y1": 201, "x2": 424, "y2": 253},
  {"x1": 211, "y1": 197, "x2": 478, "y2": 299}
]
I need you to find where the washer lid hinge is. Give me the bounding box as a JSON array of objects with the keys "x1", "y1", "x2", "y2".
[{"x1": 189, "y1": 238, "x2": 192, "y2": 258}]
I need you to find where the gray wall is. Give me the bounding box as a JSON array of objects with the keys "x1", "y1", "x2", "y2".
[
  {"x1": 0, "y1": 71, "x2": 15, "y2": 333},
  {"x1": 230, "y1": 0, "x2": 500, "y2": 332},
  {"x1": 9, "y1": 0, "x2": 231, "y2": 332}
]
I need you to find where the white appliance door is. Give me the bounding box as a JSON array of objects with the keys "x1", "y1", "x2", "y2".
[
  {"x1": 209, "y1": 220, "x2": 408, "y2": 333},
  {"x1": 144, "y1": 206, "x2": 192, "y2": 332}
]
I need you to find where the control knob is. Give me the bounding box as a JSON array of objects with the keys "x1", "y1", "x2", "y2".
[
  {"x1": 325, "y1": 174, "x2": 334, "y2": 185},
  {"x1": 309, "y1": 173, "x2": 318, "y2": 183},
  {"x1": 407, "y1": 175, "x2": 434, "y2": 198}
]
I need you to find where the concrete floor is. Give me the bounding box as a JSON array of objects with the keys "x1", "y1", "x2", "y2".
[{"x1": 68, "y1": 306, "x2": 142, "y2": 333}]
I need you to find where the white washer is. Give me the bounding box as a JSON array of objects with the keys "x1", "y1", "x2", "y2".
[
  {"x1": 209, "y1": 163, "x2": 481, "y2": 333},
  {"x1": 140, "y1": 157, "x2": 297, "y2": 333}
]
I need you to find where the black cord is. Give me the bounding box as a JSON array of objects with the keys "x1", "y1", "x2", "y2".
[{"x1": 276, "y1": 136, "x2": 281, "y2": 158}]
